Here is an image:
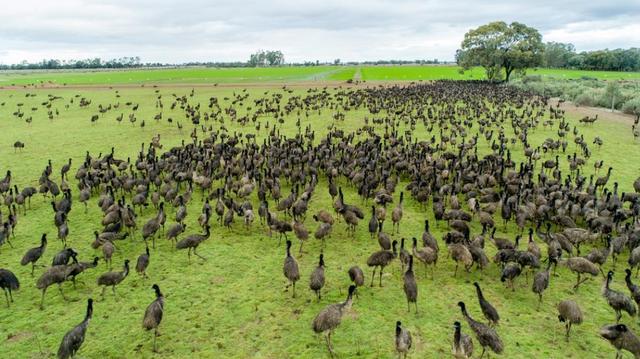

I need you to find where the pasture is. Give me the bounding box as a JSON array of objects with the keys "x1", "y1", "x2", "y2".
[
  {"x1": 3, "y1": 66, "x2": 640, "y2": 87},
  {"x1": 0, "y1": 66, "x2": 353, "y2": 86},
  {"x1": 358, "y1": 66, "x2": 640, "y2": 81},
  {"x1": 0, "y1": 79, "x2": 639, "y2": 359}
]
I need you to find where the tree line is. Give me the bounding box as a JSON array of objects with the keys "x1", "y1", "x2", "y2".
[
  {"x1": 0, "y1": 57, "x2": 146, "y2": 70},
  {"x1": 456, "y1": 21, "x2": 639, "y2": 82},
  {"x1": 543, "y1": 43, "x2": 640, "y2": 72}
]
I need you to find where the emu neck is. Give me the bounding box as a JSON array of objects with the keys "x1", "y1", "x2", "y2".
[{"x1": 454, "y1": 327, "x2": 461, "y2": 346}]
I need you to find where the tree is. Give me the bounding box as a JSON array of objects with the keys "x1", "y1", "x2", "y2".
[
  {"x1": 265, "y1": 50, "x2": 284, "y2": 66},
  {"x1": 456, "y1": 21, "x2": 544, "y2": 82},
  {"x1": 604, "y1": 81, "x2": 622, "y2": 112},
  {"x1": 543, "y1": 42, "x2": 575, "y2": 68},
  {"x1": 248, "y1": 50, "x2": 284, "y2": 67}
]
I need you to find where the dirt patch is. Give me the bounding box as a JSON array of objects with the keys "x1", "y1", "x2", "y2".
[
  {"x1": 6, "y1": 331, "x2": 33, "y2": 342},
  {"x1": 550, "y1": 98, "x2": 638, "y2": 125}
]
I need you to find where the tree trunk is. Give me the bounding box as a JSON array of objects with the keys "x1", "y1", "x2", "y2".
[
  {"x1": 505, "y1": 66, "x2": 514, "y2": 82},
  {"x1": 611, "y1": 93, "x2": 615, "y2": 112}
]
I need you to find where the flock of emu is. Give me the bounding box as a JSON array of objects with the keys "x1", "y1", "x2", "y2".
[{"x1": 1, "y1": 80, "x2": 640, "y2": 358}]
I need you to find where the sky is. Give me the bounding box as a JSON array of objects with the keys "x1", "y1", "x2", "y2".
[{"x1": 0, "y1": 0, "x2": 639, "y2": 64}]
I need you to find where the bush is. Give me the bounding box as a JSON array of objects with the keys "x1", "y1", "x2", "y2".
[
  {"x1": 522, "y1": 75, "x2": 542, "y2": 83},
  {"x1": 622, "y1": 97, "x2": 640, "y2": 115},
  {"x1": 574, "y1": 89, "x2": 600, "y2": 107}
]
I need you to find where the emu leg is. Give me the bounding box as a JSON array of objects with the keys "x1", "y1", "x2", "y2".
[
  {"x1": 536, "y1": 294, "x2": 542, "y2": 310},
  {"x1": 4, "y1": 289, "x2": 9, "y2": 307},
  {"x1": 454, "y1": 263, "x2": 459, "y2": 277},
  {"x1": 324, "y1": 332, "x2": 332, "y2": 355},
  {"x1": 58, "y1": 284, "x2": 68, "y2": 300},
  {"x1": 40, "y1": 288, "x2": 47, "y2": 309},
  {"x1": 112, "y1": 285, "x2": 117, "y2": 296},
  {"x1": 292, "y1": 282, "x2": 296, "y2": 298},
  {"x1": 153, "y1": 328, "x2": 158, "y2": 353},
  {"x1": 573, "y1": 273, "x2": 581, "y2": 291},
  {"x1": 193, "y1": 247, "x2": 206, "y2": 260},
  {"x1": 327, "y1": 330, "x2": 335, "y2": 357},
  {"x1": 370, "y1": 267, "x2": 376, "y2": 287},
  {"x1": 379, "y1": 267, "x2": 384, "y2": 287}
]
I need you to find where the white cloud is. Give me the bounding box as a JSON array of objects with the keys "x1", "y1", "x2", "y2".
[{"x1": 0, "y1": 0, "x2": 638, "y2": 64}]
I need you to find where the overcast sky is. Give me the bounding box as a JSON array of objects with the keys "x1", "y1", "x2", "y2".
[{"x1": 1, "y1": 0, "x2": 639, "y2": 64}]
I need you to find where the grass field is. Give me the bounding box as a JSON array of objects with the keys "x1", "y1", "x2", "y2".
[
  {"x1": 2, "y1": 66, "x2": 639, "y2": 86},
  {"x1": 0, "y1": 66, "x2": 354, "y2": 86},
  {"x1": 0, "y1": 83, "x2": 639, "y2": 359},
  {"x1": 359, "y1": 66, "x2": 640, "y2": 81}
]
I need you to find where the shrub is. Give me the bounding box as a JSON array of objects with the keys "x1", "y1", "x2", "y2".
[
  {"x1": 622, "y1": 97, "x2": 640, "y2": 115},
  {"x1": 574, "y1": 89, "x2": 600, "y2": 107},
  {"x1": 522, "y1": 75, "x2": 542, "y2": 83}
]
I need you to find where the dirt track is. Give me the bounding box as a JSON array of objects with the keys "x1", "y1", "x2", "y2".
[{"x1": 550, "y1": 98, "x2": 638, "y2": 125}]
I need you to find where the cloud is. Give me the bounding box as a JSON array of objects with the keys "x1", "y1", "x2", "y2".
[{"x1": 0, "y1": 0, "x2": 637, "y2": 64}]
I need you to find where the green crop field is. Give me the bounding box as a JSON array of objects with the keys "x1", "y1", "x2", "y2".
[
  {"x1": 2, "y1": 66, "x2": 638, "y2": 87},
  {"x1": 527, "y1": 68, "x2": 640, "y2": 80},
  {"x1": 357, "y1": 65, "x2": 640, "y2": 82},
  {"x1": 0, "y1": 80, "x2": 639, "y2": 359},
  {"x1": 359, "y1": 65, "x2": 486, "y2": 81},
  {"x1": 0, "y1": 66, "x2": 355, "y2": 86}
]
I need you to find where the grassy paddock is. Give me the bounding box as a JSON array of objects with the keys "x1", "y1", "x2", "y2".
[
  {"x1": 0, "y1": 85, "x2": 638, "y2": 358},
  {"x1": 0, "y1": 66, "x2": 354, "y2": 86},
  {"x1": 2, "y1": 66, "x2": 639, "y2": 86}
]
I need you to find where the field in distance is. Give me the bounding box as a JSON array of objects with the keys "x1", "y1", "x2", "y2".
[
  {"x1": 0, "y1": 66, "x2": 354, "y2": 86},
  {"x1": 2, "y1": 65, "x2": 640, "y2": 86}
]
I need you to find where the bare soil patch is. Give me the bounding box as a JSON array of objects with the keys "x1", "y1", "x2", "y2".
[{"x1": 550, "y1": 97, "x2": 637, "y2": 125}]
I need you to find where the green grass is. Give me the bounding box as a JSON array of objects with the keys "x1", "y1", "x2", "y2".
[
  {"x1": 0, "y1": 66, "x2": 346, "y2": 86},
  {"x1": 2, "y1": 66, "x2": 638, "y2": 86},
  {"x1": 0, "y1": 84, "x2": 639, "y2": 358},
  {"x1": 527, "y1": 68, "x2": 640, "y2": 80},
  {"x1": 326, "y1": 67, "x2": 357, "y2": 81},
  {"x1": 359, "y1": 65, "x2": 486, "y2": 81},
  {"x1": 358, "y1": 65, "x2": 640, "y2": 82}
]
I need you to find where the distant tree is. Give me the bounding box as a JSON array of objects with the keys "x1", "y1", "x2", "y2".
[
  {"x1": 265, "y1": 50, "x2": 284, "y2": 66},
  {"x1": 544, "y1": 42, "x2": 575, "y2": 68},
  {"x1": 456, "y1": 21, "x2": 544, "y2": 82},
  {"x1": 334, "y1": 58, "x2": 341, "y2": 65},
  {"x1": 567, "y1": 53, "x2": 586, "y2": 69},
  {"x1": 248, "y1": 50, "x2": 284, "y2": 67}
]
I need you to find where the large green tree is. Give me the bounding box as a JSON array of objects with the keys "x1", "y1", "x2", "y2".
[
  {"x1": 456, "y1": 21, "x2": 544, "y2": 82},
  {"x1": 543, "y1": 42, "x2": 575, "y2": 68},
  {"x1": 248, "y1": 50, "x2": 285, "y2": 67}
]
